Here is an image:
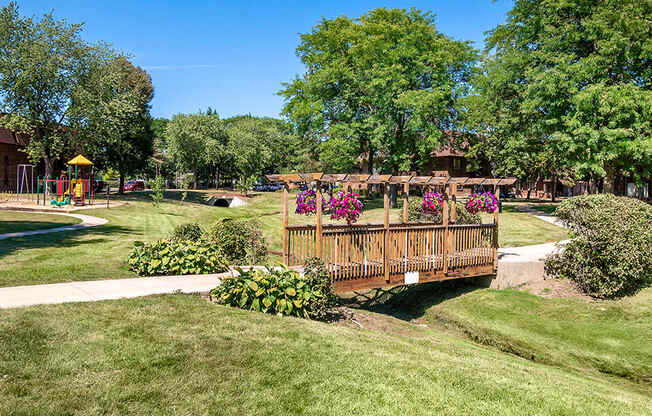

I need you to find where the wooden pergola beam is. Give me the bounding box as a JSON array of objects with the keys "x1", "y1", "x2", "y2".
[{"x1": 267, "y1": 172, "x2": 517, "y2": 187}]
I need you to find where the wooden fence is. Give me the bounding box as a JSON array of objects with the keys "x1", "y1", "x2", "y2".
[{"x1": 286, "y1": 222, "x2": 497, "y2": 292}]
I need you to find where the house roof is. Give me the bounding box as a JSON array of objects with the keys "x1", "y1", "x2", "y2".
[
  {"x1": 0, "y1": 114, "x2": 30, "y2": 146},
  {"x1": 430, "y1": 130, "x2": 473, "y2": 158}
]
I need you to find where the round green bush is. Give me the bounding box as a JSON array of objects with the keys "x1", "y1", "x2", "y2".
[
  {"x1": 170, "y1": 222, "x2": 203, "y2": 242},
  {"x1": 544, "y1": 194, "x2": 652, "y2": 298},
  {"x1": 206, "y1": 218, "x2": 267, "y2": 265}
]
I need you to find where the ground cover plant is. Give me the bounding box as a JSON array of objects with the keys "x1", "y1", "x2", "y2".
[
  {"x1": 128, "y1": 239, "x2": 228, "y2": 276},
  {"x1": 545, "y1": 194, "x2": 652, "y2": 298},
  {"x1": 0, "y1": 293, "x2": 650, "y2": 415},
  {"x1": 211, "y1": 260, "x2": 333, "y2": 319},
  {"x1": 0, "y1": 191, "x2": 567, "y2": 287},
  {"x1": 0, "y1": 211, "x2": 81, "y2": 234}
]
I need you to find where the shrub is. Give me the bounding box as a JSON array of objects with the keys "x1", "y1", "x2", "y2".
[
  {"x1": 128, "y1": 239, "x2": 229, "y2": 276},
  {"x1": 150, "y1": 176, "x2": 165, "y2": 207},
  {"x1": 406, "y1": 197, "x2": 481, "y2": 225},
  {"x1": 170, "y1": 223, "x2": 203, "y2": 242},
  {"x1": 545, "y1": 194, "x2": 652, "y2": 298},
  {"x1": 210, "y1": 261, "x2": 335, "y2": 320},
  {"x1": 207, "y1": 218, "x2": 267, "y2": 264}
]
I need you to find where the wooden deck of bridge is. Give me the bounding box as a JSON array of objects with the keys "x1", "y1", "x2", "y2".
[{"x1": 267, "y1": 172, "x2": 515, "y2": 293}]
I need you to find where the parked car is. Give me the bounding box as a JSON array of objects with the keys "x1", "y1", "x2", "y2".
[
  {"x1": 124, "y1": 179, "x2": 146, "y2": 192},
  {"x1": 93, "y1": 180, "x2": 105, "y2": 193}
]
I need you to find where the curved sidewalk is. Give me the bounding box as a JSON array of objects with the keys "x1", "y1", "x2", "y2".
[
  {"x1": 0, "y1": 211, "x2": 108, "y2": 241},
  {"x1": 493, "y1": 205, "x2": 567, "y2": 288}
]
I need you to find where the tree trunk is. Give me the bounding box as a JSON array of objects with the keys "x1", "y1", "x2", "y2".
[
  {"x1": 119, "y1": 173, "x2": 125, "y2": 194},
  {"x1": 43, "y1": 155, "x2": 54, "y2": 180},
  {"x1": 215, "y1": 166, "x2": 220, "y2": 190},
  {"x1": 603, "y1": 166, "x2": 617, "y2": 194},
  {"x1": 551, "y1": 176, "x2": 557, "y2": 202},
  {"x1": 390, "y1": 184, "x2": 398, "y2": 208},
  {"x1": 193, "y1": 170, "x2": 198, "y2": 189}
]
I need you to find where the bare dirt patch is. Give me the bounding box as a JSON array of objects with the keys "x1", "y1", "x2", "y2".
[{"x1": 518, "y1": 278, "x2": 592, "y2": 300}]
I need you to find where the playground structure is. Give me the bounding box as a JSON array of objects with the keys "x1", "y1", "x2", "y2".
[
  {"x1": 266, "y1": 172, "x2": 516, "y2": 293},
  {"x1": 37, "y1": 155, "x2": 95, "y2": 207}
]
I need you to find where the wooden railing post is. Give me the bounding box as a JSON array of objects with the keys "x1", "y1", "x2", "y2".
[
  {"x1": 493, "y1": 184, "x2": 500, "y2": 271},
  {"x1": 316, "y1": 180, "x2": 323, "y2": 259},
  {"x1": 402, "y1": 182, "x2": 409, "y2": 223},
  {"x1": 442, "y1": 188, "x2": 449, "y2": 274},
  {"x1": 384, "y1": 183, "x2": 390, "y2": 282},
  {"x1": 282, "y1": 183, "x2": 289, "y2": 265}
]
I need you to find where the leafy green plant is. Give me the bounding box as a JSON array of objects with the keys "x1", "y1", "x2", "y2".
[
  {"x1": 128, "y1": 239, "x2": 228, "y2": 276},
  {"x1": 150, "y1": 176, "x2": 165, "y2": 207},
  {"x1": 170, "y1": 223, "x2": 203, "y2": 242},
  {"x1": 235, "y1": 175, "x2": 256, "y2": 196},
  {"x1": 545, "y1": 194, "x2": 652, "y2": 298},
  {"x1": 206, "y1": 218, "x2": 267, "y2": 264},
  {"x1": 181, "y1": 173, "x2": 194, "y2": 202},
  {"x1": 211, "y1": 261, "x2": 335, "y2": 319}
]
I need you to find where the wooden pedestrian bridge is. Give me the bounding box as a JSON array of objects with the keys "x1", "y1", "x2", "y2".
[{"x1": 266, "y1": 173, "x2": 516, "y2": 293}]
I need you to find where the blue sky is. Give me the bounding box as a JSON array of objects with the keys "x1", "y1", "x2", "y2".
[{"x1": 17, "y1": 0, "x2": 513, "y2": 119}]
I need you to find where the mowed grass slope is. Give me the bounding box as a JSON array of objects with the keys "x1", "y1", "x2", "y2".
[
  {"x1": 0, "y1": 294, "x2": 650, "y2": 415},
  {"x1": 0, "y1": 211, "x2": 81, "y2": 234},
  {"x1": 0, "y1": 191, "x2": 566, "y2": 287},
  {"x1": 374, "y1": 283, "x2": 652, "y2": 390}
]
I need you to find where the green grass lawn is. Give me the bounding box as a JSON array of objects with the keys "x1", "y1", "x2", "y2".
[
  {"x1": 0, "y1": 211, "x2": 81, "y2": 234},
  {"x1": 371, "y1": 283, "x2": 652, "y2": 391},
  {"x1": 0, "y1": 191, "x2": 566, "y2": 287},
  {"x1": 1, "y1": 293, "x2": 650, "y2": 415}
]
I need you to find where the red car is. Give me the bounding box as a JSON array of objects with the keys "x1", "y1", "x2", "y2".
[{"x1": 123, "y1": 180, "x2": 146, "y2": 192}]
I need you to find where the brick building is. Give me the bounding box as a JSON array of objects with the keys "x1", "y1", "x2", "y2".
[{"x1": 0, "y1": 127, "x2": 30, "y2": 192}]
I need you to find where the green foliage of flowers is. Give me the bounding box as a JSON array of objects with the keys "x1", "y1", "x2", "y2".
[
  {"x1": 206, "y1": 218, "x2": 267, "y2": 265},
  {"x1": 128, "y1": 239, "x2": 228, "y2": 276},
  {"x1": 545, "y1": 194, "x2": 652, "y2": 298},
  {"x1": 211, "y1": 260, "x2": 335, "y2": 320}
]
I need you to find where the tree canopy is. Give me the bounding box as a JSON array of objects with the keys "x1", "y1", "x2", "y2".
[
  {"x1": 280, "y1": 7, "x2": 477, "y2": 174},
  {"x1": 72, "y1": 56, "x2": 154, "y2": 192},
  {"x1": 0, "y1": 2, "x2": 112, "y2": 178},
  {"x1": 469, "y1": 0, "x2": 651, "y2": 191}
]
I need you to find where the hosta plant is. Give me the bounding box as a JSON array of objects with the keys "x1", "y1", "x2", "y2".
[
  {"x1": 211, "y1": 261, "x2": 334, "y2": 320},
  {"x1": 465, "y1": 192, "x2": 498, "y2": 214},
  {"x1": 329, "y1": 191, "x2": 363, "y2": 224},
  {"x1": 422, "y1": 192, "x2": 445, "y2": 215},
  {"x1": 128, "y1": 239, "x2": 229, "y2": 276}
]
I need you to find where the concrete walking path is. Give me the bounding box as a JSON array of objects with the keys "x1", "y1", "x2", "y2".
[
  {"x1": 493, "y1": 205, "x2": 568, "y2": 288},
  {"x1": 0, "y1": 211, "x2": 108, "y2": 241},
  {"x1": 0, "y1": 273, "x2": 226, "y2": 309}
]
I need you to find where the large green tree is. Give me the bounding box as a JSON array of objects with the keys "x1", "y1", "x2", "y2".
[
  {"x1": 0, "y1": 2, "x2": 110, "y2": 179},
  {"x1": 165, "y1": 113, "x2": 229, "y2": 188},
  {"x1": 280, "y1": 7, "x2": 477, "y2": 174},
  {"x1": 72, "y1": 56, "x2": 154, "y2": 192},
  {"x1": 223, "y1": 115, "x2": 298, "y2": 183},
  {"x1": 471, "y1": 0, "x2": 651, "y2": 193}
]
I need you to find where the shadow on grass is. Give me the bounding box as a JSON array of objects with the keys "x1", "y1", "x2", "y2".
[
  {"x1": 0, "y1": 220, "x2": 79, "y2": 234},
  {"x1": 0, "y1": 224, "x2": 133, "y2": 259},
  {"x1": 340, "y1": 279, "x2": 485, "y2": 321}
]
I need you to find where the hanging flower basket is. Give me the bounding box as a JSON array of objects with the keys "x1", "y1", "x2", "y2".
[
  {"x1": 295, "y1": 189, "x2": 325, "y2": 215},
  {"x1": 465, "y1": 192, "x2": 498, "y2": 214},
  {"x1": 329, "y1": 191, "x2": 363, "y2": 224},
  {"x1": 422, "y1": 192, "x2": 445, "y2": 215}
]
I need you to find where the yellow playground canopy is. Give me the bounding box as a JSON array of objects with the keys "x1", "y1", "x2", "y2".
[{"x1": 67, "y1": 154, "x2": 93, "y2": 166}]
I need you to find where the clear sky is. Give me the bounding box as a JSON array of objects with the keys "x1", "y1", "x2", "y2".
[{"x1": 17, "y1": 0, "x2": 513, "y2": 120}]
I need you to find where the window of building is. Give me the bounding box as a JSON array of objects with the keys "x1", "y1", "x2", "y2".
[{"x1": 452, "y1": 158, "x2": 462, "y2": 170}]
